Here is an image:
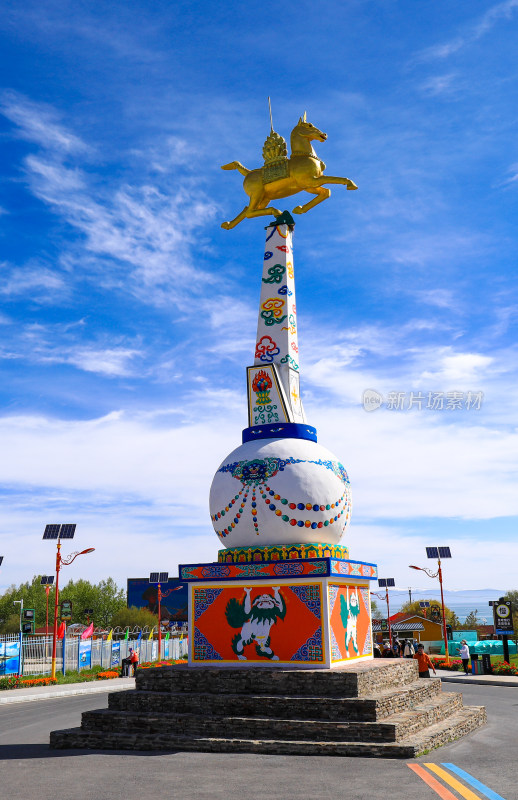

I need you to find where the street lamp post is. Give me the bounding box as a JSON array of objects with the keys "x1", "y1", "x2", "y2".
[
  {"x1": 43, "y1": 524, "x2": 95, "y2": 680},
  {"x1": 40, "y1": 576, "x2": 54, "y2": 635},
  {"x1": 149, "y1": 572, "x2": 171, "y2": 660},
  {"x1": 410, "y1": 546, "x2": 452, "y2": 665},
  {"x1": 376, "y1": 578, "x2": 395, "y2": 650}
]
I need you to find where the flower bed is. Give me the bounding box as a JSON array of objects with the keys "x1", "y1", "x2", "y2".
[
  {"x1": 138, "y1": 659, "x2": 185, "y2": 670},
  {"x1": 430, "y1": 657, "x2": 463, "y2": 671},
  {"x1": 96, "y1": 670, "x2": 120, "y2": 680},
  {"x1": 492, "y1": 660, "x2": 518, "y2": 676},
  {"x1": 0, "y1": 676, "x2": 58, "y2": 691}
]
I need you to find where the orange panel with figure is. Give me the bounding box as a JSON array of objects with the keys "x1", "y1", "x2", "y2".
[
  {"x1": 329, "y1": 583, "x2": 372, "y2": 661},
  {"x1": 192, "y1": 582, "x2": 324, "y2": 665}
]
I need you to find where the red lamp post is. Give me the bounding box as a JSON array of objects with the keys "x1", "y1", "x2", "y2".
[
  {"x1": 50, "y1": 544, "x2": 95, "y2": 679},
  {"x1": 149, "y1": 572, "x2": 183, "y2": 660},
  {"x1": 410, "y1": 550, "x2": 451, "y2": 665},
  {"x1": 373, "y1": 578, "x2": 396, "y2": 651}
]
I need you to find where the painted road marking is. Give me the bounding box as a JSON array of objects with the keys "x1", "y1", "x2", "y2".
[
  {"x1": 426, "y1": 764, "x2": 490, "y2": 800},
  {"x1": 442, "y1": 764, "x2": 506, "y2": 800},
  {"x1": 407, "y1": 764, "x2": 459, "y2": 799}
]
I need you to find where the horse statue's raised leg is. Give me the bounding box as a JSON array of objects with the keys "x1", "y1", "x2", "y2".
[
  {"x1": 293, "y1": 187, "x2": 330, "y2": 215},
  {"x1": 292, "y1": 176, "x2": 357, "y2": 215},
  {"x1": 221, "y1": 161, "x2": 250, "y2": 177},
  {"x1": 222, "y1": 191, "x2": 282, "y2": 230}
]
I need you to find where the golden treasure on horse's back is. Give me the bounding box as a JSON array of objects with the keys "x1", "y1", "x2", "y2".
[{"x1": 221, "y1": 112, "x2": 357, "y2": 230}]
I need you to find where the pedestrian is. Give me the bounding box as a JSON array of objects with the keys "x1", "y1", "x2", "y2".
[
  {"x1": 457, "y1": 639, "x2": 470, "y2": 675},
  {"x1": 403, "y1": 639, "x2": 414, "y2": 658},
  {"x1": 381, "y1": 640, "x2": 395, "y2": 658},
  {"x1": 393, "y1": 637, "x2": 401, "y2": 657},
  {"x1": 413, "y1": 644, "x2": 436, "y2": 678},
  {"x1": 373, "y1": 641, "x2": 382, "y2": 658},
  {"x1": 121, "y1": 647, "x2": 134, "y2": 677},
  {"x1": 130, "y1": 647, "x2": 139, "y2": 676}
]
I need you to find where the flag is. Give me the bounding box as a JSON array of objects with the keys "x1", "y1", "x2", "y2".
[
  {"x1": 106, "y1": 629, "x2": 113, "y2": 641},
  {"x1": 165, "y1": 632, "x2": 170, "y2": 641},
  {"x1": 57, "y1": 622, "x2": 66, "y2": 639},
  {"x1": 124, "y1": 628, "x2": 129, "y2": 640},
  {"x1": 81, "y1": 622, "x2": 94, "y2": 639}
]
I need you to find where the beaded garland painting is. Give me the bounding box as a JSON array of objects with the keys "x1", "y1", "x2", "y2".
[
  {"x1": 212, "y1": 455, "x2": 351, "y2": 540},
  {"x1": 217, "y1": 542, "x2": 349, "y2": 563},
  {"x1": 191, "y1": 582, "x2": 325, "y2": 664},
  {"x1": 329, "y1": 583, "x2": 373, "y2": 662}
]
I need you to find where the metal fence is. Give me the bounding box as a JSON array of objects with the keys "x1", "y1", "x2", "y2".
[{"x1": 0, "y1": 632, "x2": 188, "y2": 677}]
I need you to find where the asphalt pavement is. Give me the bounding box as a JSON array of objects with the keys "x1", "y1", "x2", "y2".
[{"x1": 0, "y1": 683, "x2": 515, "y2": 800}]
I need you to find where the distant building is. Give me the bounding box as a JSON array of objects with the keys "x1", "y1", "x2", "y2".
[{"x1": 372, "y1": 612, "x2": 443, "y2": 644}]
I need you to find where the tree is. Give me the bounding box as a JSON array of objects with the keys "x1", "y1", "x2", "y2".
[
  {"x1": 371, "y1": 598, "x2": 381, "y2": 619},
  {"x1": 504, "y1": 591, "x2": 518, "y2": 644},
  {"x1": 0, "y1": 575, "x2": 126, "y2": 633},
  {"x1": 110, "y1": 606, "x2": 158, "y2": 631},
  {"x1": 460, "y1": 610, "x2": 480, "y2": 630},
  {"x1": 397, "y1": 599, "x2": 456, "y2": 625}
]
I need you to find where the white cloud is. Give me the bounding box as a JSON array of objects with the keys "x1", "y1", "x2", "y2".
[
  {"x1": 0, "y1": 94, "x2": 218, "y2": 308},
  {"x1": 419, "y1": 73, "x2": 459, "y2": 96},
  {"x1": 1, "y1": 92, "x2": 89, "y2": 153},
  {"x1": 0, "y1": 265, "x2": 68, "y2": 298},
  {"x1": 413, "y1": 0, "x2": 518, "y2": 62}
]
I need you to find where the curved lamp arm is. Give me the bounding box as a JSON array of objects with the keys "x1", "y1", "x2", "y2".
[{"x1": 61, "y1": 547, "x2": 95, "y2": 566}]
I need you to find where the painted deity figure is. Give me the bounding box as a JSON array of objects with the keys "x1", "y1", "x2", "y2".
[
  {"x1": 225, "y1": 586, "x2": 286, "y2": 660},
  {"x1": 340, "y1": 586, "x2": 360, "y2": 655}
]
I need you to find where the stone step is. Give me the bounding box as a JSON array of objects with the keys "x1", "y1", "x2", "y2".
[
  {"x1": 50, "y1": 705, "x2": 486, "y2": 758},
  {"x1": 136, "y1": 661, "x2": 420, "y2": 698},
  {"x1": 398, "y1": 705, "x2": 487, "y2": 754},
  {"x1": 82, "y1": 691, "x2": 461, "y2": 744},
  {"x1": 109, "y1": 678, "x2": 441, "y2": 721}
]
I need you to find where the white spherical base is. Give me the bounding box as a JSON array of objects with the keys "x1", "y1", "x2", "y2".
[{"x1": 209, "y1": 437, "x2": 352, "y2": 548}]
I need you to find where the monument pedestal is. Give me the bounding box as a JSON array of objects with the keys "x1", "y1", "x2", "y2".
[{"x1": 179, "y1": 550, "x2": 377, "y2": 668}]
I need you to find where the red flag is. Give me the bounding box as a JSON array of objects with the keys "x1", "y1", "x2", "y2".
[
  {"x1": 57, "y1": 622, "x2": 66, "y2": 639},
  {"x1": 81, "y1": 622, "x2": 94, "y2": 640}
]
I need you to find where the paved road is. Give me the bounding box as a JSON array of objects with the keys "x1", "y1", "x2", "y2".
[{"x1": 0, "y1": 685, "x2": 514, "y2": 800}]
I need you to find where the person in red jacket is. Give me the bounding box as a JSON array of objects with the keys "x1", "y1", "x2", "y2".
[
  {"x1": 130, "y1": 648, "x2": 139, "y2": 676},
  {"x1": 414, "y1": 644, "x2": 436, "y2": 678}
]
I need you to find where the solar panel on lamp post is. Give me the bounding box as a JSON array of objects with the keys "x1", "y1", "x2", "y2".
[
  {"x1": 410, "y1": 546, "x2": 452, "y2": 664},
  {"x1": 42, "y1": 524, "x2": 95, "y2": 680}
]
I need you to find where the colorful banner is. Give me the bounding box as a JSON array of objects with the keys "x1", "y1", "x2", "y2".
[
  {"x1": 151, "y1": 641, "x2": 158, "y2": 661},
  {"x1": 0, "y1": 639, "x2": 21, "y2": 676},
  {"x1": 192, "y1": 582, "x2": 324, "y2": 665},
  {"x1": 111, "y1": 641, "x2": 121, "y2": 667},
  {"x1": 78, "y1": 638, "x2": 92, "y2": 671}
]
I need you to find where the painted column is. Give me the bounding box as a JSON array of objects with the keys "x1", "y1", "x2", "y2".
[{"x1": 250, "y1": 222, "x2": 305, "y2": 425}]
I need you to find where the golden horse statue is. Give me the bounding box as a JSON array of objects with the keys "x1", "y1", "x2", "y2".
[{"x1": 221, "y1": 112, "x2": 357, "y2": 230}]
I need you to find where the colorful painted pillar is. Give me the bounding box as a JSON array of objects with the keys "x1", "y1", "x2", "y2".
[
  {"x1": 253, "y1": 223, "x2": 304, "y2": 424},
  {"x1": 180, "y1": 218, "x2": 377, "y2": 668}
]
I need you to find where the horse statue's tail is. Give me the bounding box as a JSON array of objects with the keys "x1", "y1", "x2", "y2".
[{"x1": 221, "y1": 161, "x2": 250, "y2": 177}]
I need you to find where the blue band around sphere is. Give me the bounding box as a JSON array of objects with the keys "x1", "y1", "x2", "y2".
[{"x1": 242, "y1": 422, "x2": 318, "y2": 443}]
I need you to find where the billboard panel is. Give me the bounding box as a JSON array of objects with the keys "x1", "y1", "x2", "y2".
[{"x1": 127, "y1": 578, "x2": 188, "y2": 623}]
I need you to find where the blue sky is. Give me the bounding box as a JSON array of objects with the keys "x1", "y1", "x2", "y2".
[{"x1": 0, "y1": 0, "x2": 517, "y2": 598}]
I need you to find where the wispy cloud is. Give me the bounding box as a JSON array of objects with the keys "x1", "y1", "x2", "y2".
[
  {"x1": 0, "y1": 93, "x2": 218, "y2": 307},
  {"x1": 0, "y1": 264, "x2": 68, "y2": 300},
  {"x1": 413, "y1": 0, "x2": 518, "y2": 62},
  {"x1": 419, "y1": 73, "x2": 459, "y2": 97},
  {"x1": 1, "y1": 91, "x2": 89, "y2": 153}
]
